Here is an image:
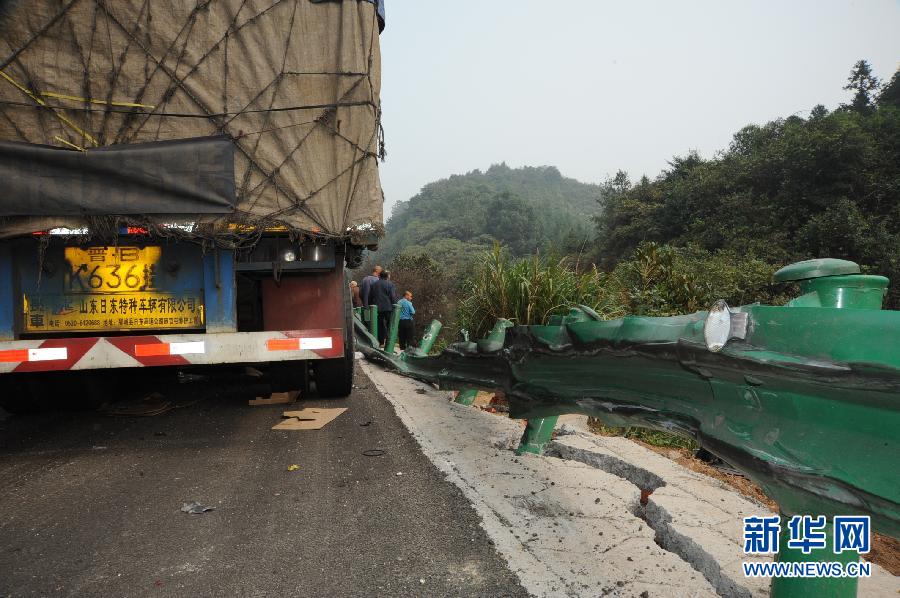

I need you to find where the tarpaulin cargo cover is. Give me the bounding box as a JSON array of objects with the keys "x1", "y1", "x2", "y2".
[
  {"x1": 0, "y1": 137, "x2": 235, "y2": 215},
  {"x1": 0, "y1": 0, "x2": 384, "y2": 242}
]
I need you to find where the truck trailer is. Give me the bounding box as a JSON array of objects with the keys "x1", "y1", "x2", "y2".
[{"x1": 0, "y1": 0, "x2": 386, "y2": 410}]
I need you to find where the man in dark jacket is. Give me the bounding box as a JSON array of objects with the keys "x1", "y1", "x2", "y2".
[
  {"x1": 360, "y1": 265, "x2": 382, "y2": 307},
  {"x1": 371, "y1": 270, "x2": 398, "y2": 346}
]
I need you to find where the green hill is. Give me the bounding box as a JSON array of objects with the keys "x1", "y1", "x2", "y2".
[{"x1": 381, "y1": 163, "x2": 602, "y2": 267}]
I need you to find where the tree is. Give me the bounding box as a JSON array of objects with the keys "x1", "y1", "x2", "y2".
[
  {"x1": 843, "y1": 60, "x2": 880, "y2": 113},
  {"x1": 591, "y1": 59, "x2": 900, "y2": 307},
  {"x1": 484, "y1": 192, "x2": 538, "y2": 255},
  {"x1": 878, "y1": 69, "x2": 900, "y2": 108},
  {"x1": 387, "y1": 252, "x2": 457, "y2": 328},
  {"x1": 809, "y1": 104, "x2": 829, "y2": 120}
]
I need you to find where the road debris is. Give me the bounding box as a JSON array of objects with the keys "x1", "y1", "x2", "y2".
[
  {"x1": 272, "y1": 407, "x2": 347, "y2": 430},
  {"x1": 249, "y1": 391, "x2": 298, "y2": 406},
  {"x1": 556, "y1": 424, "x2": 579, "y2": 436},
  {"x1": 100, "y1": 392, "x2": 173, "y2": 417},
  {"x1": 362, "y1": 449, "x2": 385, "y2": 457},
  {"x1": 181, "y1": 501, "x2": 215, "y2": 514},
  {"x1": 287, "y1": 464, "x2": 300, "y2": 471}
]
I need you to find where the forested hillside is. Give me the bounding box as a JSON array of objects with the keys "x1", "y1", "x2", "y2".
[
  {"x1": 373, "y1": 61, "x2": 899, "y2": 322},
  {"x1": 594, "y1": 60, "x2": 900, "y2": 306},
  {"x1": 381, "y1": 164, "x2": 601, "y2": 268}
]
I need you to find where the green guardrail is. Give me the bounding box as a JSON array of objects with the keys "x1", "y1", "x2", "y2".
[{"x1": 355, "y1": 259, "x2": 899, "y2": 597}]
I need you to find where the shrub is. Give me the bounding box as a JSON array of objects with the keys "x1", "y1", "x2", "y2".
[{"x1": 387, "y1": 251, "x2": 457, "y2": 342}]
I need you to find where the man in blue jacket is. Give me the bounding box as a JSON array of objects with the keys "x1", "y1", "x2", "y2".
[
  {"x1": 371, "y1": 270, "x2": 398, "y2": 346},
  {"x1": 397, "y1": 290, "x2": 416, "y2": 350}
]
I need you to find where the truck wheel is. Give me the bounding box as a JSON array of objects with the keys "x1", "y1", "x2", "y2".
[
  {"x1": 0, "y1": 377, "x2": 34, "y2": 413},
  {"x1": 0, "y1": 374, "x2": 52, "y2": 413},
  {"x1": 269, "y1": 361, "x2": 309, "y2": 394},
  {"x1": 315, "y1": 266, "x2": 355, "y2": 398},
  {"x1": 314, "y1": 347, "x2": 354, "y2": 398},
  {"x1": 72, "y1": 371, "x2": 120, "y2": 411}
]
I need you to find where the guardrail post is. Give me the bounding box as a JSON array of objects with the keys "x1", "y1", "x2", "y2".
[
  {"x1": 384, "y1": 304, "x2": 401, "y2": 354},
  {"x1": 770, "y1": 516, "x2": 859, "y2": 598},
  {"x1": 454, "y1": 389, "x2": 478, "y2": 406},
  {"x1": 366, "y1": 305, "x2": 378, "y2": 338},
  {"x1": 477, "y1": 318, "x2": 513, "y2": 352},
  {"x1": 417, "y1": 320, "x2": 442, "y2": 354},
  {"x1": 515, "y1": 416, "x2": 559, "y2": 456}
]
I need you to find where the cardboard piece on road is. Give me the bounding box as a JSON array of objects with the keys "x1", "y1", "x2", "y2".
[
  {"x1": 272, "y1": 408, "x2": 347, "y2": 430},
  {"x1": 249, "y1": 391, "x2": 299, "y2": 406}
]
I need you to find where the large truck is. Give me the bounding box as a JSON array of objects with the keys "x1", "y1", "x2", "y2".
[{"x1": 0, "y1": 0, "x2": 386, "y2": 410}]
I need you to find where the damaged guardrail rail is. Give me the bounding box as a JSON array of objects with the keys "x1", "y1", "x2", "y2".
[{"x1": 355, "y1": 258, "x2": 898, "y2": 596}]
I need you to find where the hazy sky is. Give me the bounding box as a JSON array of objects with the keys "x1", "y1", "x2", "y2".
[{"x1": 378, "y1": 0, "x2": 900, "y2": 215}]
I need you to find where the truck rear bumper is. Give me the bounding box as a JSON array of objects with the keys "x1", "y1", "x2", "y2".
[{"x1": 0, "y1": 329, "x2": 344, "y2": 373}]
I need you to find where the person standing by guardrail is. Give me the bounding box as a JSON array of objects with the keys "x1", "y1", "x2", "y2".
[
  {"x1": 360, "y1": 264, "x2": 382, "y2": 307},
  {"x1": 397, "y1": 290, "x2": 416, "y2": 350},
  {"x1": 350, "y1": 280, "x2": 363, "y2": 308},
  {"x1": 371, "y1": 270, "x2": 398, "y2": 346}
]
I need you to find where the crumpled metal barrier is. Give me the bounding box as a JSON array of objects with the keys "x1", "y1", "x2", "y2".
[{"x1": 356, "y1": 260, "x2": 900, "y2": 545}]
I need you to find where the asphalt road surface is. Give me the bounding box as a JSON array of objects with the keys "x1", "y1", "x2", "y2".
[{"x1": 0, "y1": 367, "x2": 528, "y2": 597}]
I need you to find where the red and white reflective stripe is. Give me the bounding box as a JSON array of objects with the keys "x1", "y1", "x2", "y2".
[
  {"x1": 266, "y1": 336, "x2": 333, "y2": 351},
  {"x1": 0, "y1": 330, "x2": 342, "y2": 373},
  {"x1": 134, "y1": 341, "x2": 205, "y2": 357},
  {"x1": 0, "y1": 347, "x2": 68, "y2": 363}
]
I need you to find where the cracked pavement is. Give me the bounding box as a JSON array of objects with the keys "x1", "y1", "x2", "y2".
[
  {"x1": 363, "y1": 360, "x2": 717, "y2": 597},
  {"x1": 362, "y1": 360, "x2": 899, "y2": 597}
]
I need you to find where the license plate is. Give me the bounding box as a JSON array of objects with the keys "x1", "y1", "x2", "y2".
[
  {"x1": 22, "y1": 246, "x2": 205, "y2": 333},
  {"x1": 64, "y1": 246, "x2": 160, "y2": 292}
]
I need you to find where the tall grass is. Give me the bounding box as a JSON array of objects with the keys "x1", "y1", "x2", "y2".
[
  {"x1": 457, "y1": 244, "x2": 624, "y2": 338},
  {"x1": 458, "y1": 242, "x2": 787, "y2": 338}
]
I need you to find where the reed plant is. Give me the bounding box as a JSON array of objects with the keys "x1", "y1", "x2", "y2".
[
  {"x1": 457, "y1": 243, "x2": 625, "y2": 338},
  {"x1": 457, "y1": 242, "x2": 784, "y2": 338}
]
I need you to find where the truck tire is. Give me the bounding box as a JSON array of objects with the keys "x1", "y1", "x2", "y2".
[
  {"x1": 0, "y1": 375, "x2": 46, "y2": 413},
  {"x1": 269, "y1": 360, "x2": 310, "y2": 394},
  {"x1": 314, "y1": 346, "x2": 354, "y2": 398},
  {"x1": 73, "y1": 371, "x2": 121, "y2": 411},
  {"x1": 313, "y1": 262, "x2": 355, "y2": 398}
]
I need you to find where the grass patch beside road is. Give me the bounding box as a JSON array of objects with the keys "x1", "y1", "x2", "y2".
[{"x1": 588, "y1": 418, "x2": 699, "y2": 450}]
